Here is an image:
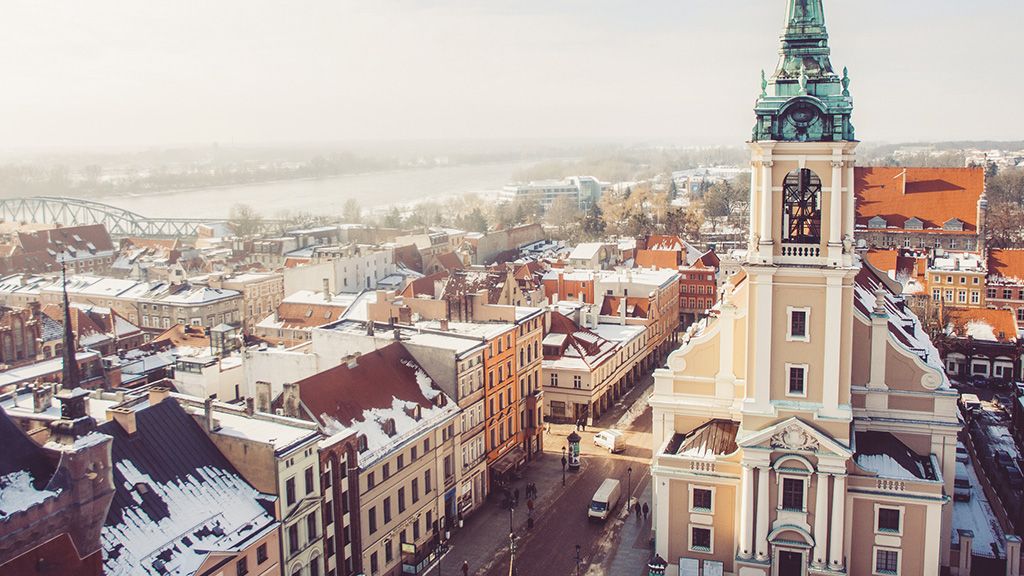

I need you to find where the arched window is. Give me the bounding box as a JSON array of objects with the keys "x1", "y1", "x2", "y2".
[{"x1": 782, "y1": 169, "x2": 822, "y2": 244}]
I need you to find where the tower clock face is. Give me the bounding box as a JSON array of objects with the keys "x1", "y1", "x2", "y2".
[{"x1": 781, "y1": 102, "x2": 824, "y2": 142}]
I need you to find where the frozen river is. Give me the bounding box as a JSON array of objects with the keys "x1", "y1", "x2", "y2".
[{"x1": 90, "y1": 160, "x2": 536, "y2": 219}]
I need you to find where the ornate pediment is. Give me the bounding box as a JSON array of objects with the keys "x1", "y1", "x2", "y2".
[
  {"x1": 739, "y1": 417, "x2": 852, "y2": 458},
  {"x1": 770, "y1": 424, "x2": 821, "y2": 452}
]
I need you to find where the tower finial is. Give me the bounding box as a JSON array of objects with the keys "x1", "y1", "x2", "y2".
[{"x1": 60, "y1": 259, "x2": 81, "y2": 392}]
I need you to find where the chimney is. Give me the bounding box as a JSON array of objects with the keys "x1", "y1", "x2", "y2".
[
  {"x1": 347, "y1": 352, "x2": 361, "y2": 369},
  {"x1": 393, "y1": 328, "x2": 403, "y2": 341},
  {"x1": 148, "y1": 385, "x2": 171, "y2": 406},
  {"x1": 32, "y1": 384, "x2": 54, "y2": 414},
  {"x1": 323, "y1": 278, "x2": 331, "y2": 302},
  {"x1": 366, "y1": 321, "x2": 375, "y2": 336},
  {"x1": 203, "y1": 397, "x2": 214, "y2": 432},
  {"x1": 245, "y1": 397, "x2": 255, "y2": 416},
  {"x1": 255, "y1": 381, "x2": 272, "y2": 412},
  {"x1": 282, "y1": 381, "x2": 300, "y2": 418},
  {"x1": 108, "y1": 406, "x2": 137, "y2": 436},
  {"x1": 439, "y1": 318, "x2": 449, "y2": 331},
  {"x1": 399, "y1": 306, "x2": 412, "y2": 325}
]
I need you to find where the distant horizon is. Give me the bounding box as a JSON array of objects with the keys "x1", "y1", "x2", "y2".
[{"x1": 1, "y1": 1, "x2": 1020, "y2": 149}]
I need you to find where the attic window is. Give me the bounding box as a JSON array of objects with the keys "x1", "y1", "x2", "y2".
[
  {"x1": 868, "y1": 216, "x2": 888, "y2": 230},
  {"x1": 405, "y1": 405, "x2": 422, "y2": 421},
  {"x1": 943, "y1": 218, "x2": 964, "y2": 231},
  {"x1": 382, "y1": 418, "x2": 397, "y2": 437},
  {"x1": 134, "y1": 482, "x2": 150, "y2": 495},
  {"x1": 904, "y1": 217, "x2": 923, "y2": 230},
  {"x1": 357, "y1": 434, "x2": 368, "y2": 452},
  {"x1": 433, "y1": 394, "x2": 447, "y2": 409}
]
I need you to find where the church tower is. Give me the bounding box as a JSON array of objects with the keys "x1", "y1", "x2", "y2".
[{"x1": 650, "y1": 2, "x2": 960, "y2": 575}]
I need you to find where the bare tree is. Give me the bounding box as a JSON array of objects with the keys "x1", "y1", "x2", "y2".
[{"x1": 229, "y1": 203, "x2": 264, "y2": 237}]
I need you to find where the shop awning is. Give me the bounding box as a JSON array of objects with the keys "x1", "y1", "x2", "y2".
[{"x1": 490, "y1": 445, "x2": 527, "y2": 476}]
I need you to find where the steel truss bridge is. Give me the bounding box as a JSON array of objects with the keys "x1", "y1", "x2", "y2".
[{"x1": 0, "y1": 196, "x2": 226, "y2": 238}]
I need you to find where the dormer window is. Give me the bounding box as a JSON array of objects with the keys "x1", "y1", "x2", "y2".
[
  {"x1": 943, "y1": 218, "x2": 965, "y2": 231},
  {"x1": 904, "y1": 217, "x2": 923, "y2": 230},
  {"x1": 357, "y1": 434, "x2": 368, "y2": 452},
  {"x1": 782, "y1": 169, "x2": 822, "y2": 244},
  {"x1": 382, "y1": 418, "x2": 397, "y2": 437},
  {"x1": 868, "y1": 216, "x2": 888, "y2": 230}
]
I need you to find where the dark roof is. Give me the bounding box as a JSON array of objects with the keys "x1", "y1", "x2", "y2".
[
  {"x1": 665, "y1": 420, "x2": 739, "y2": 458},
  {"x1": 0, "y1": 409, "x2": 58, "y2": 494},
  {"x1": 98, "y1": 400, "x2": 267, "y2": 528},
  {"x1": 855, "y1": 430, "x2": 936, "y2": 481},
  {"x1": 0, "y1": 532, "x2": 103, "y2": 576},
  {"x1": 393, "y1": 244, "x2": 423, "y2": 273}
]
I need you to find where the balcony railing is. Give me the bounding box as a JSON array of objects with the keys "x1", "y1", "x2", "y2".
[{"x1": 780, "y1": 244, "x2": 821, "y2": 258}]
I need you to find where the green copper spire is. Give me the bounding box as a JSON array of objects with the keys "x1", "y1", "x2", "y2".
[{"x1": 752, "y1": 0, "x2": 854, "y2": 142}]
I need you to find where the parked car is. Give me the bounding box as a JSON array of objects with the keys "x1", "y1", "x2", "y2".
[
  {"x1": 594, "y1": 429, "x2": 626, "y2": 453},
  {"x1": 588, "y1": 478, "x2": 622, "y2": 521},
  {"x1": 956, "y1": 443, "x2": 970, "y2": 464},
  {"x1": 969, "y1": 374, "x2": 990, "y2": 387}
]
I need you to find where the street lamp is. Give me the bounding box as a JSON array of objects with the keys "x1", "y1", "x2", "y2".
[
  {"x1": 575, "y1": 544, "x2": 582, "y2": 576},
  {"x1": 509, "y1": 506, "x2": 518, "y2": 576},
  {"x1": 561, "y1": 446, "x2": 567, "y2": 486},
  {"x1": 627, "y1": 466, "x2": 633, "y2": 510}
]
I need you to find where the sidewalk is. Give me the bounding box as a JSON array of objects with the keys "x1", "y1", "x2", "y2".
[
  {"x1": 436, "y1": 451, "x2": 589, "y2": 575},
  {"x1": 604, "y1": 479, "x2": 654, "y2": 575}
]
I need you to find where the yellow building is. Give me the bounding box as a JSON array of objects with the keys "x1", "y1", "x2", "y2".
[{"x1": 650, "y1": 2, "x2": 960, "y2": 575}]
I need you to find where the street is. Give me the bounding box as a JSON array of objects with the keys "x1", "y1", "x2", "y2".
[{"x1": 439, "y1": 374, "x2": 655, "y2": 576}]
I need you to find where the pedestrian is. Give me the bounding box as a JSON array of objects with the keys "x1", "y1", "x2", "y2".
[
  {"x1": 527, "y1": 498, "x2": 534, "y2": 512},
  {"x1": 462, "y1": 560, "x2": 469, "y2": 576},
  {"x1": 642, "y1": 502, "x2": 649, "y2": 521},
  {"x1": 634, "y1": 501, "x2": 641, "y2": 523}
]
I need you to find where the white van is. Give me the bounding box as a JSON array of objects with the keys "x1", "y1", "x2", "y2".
[
  {"x1": 588, "y1": 478, "x2": 622, "y2": 521},
  {"x1": 594, "y1": 429, "x2": 626, "y2": 453}
]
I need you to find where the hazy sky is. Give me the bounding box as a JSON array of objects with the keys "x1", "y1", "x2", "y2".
[{"x1": 1, "y1": 0, "x2": 1020, "y2": 149}]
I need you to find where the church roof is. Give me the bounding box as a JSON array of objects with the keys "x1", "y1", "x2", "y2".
[
  {"x1": 664, "y1": 420, "x2": 739, "y2": 459},
  {"x1": 854, "y1": 167, "x2": 984, "y2": 233}
]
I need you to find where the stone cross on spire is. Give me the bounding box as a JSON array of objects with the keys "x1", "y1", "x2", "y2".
[{"x1": 59, "y1": 260, "x2": 82, "y2": 392}]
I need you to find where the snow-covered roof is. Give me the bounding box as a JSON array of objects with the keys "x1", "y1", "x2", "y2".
[
  {"x1": 0, "y1": 351, "x2": 100, "y2": 389},
  {"x1": 298, "y1": 343, "x2": 459, "y2": 467},
  {"x1": 568, "y1": 243, "x2": 609, "y2": 261},
  {"x1": 99, "y1": 400, "x2": 277, "y2": 576},
  {"x1": 0, "y1": 470, "x2": 61, "y2": 519}
]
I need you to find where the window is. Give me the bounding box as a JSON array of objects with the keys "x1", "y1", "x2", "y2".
[
  {"x1": 1005, "y1": 289, "x2": 1014, "y2": 299},
  {"x1": 368, "y1": 507, "x2": 377, "y2": 534},
  {"x1": 305, "y1": 467, "x2": 314, "y2": 494},
  {"x1": 397, "y1": 455, "x2": 404, "y2": 470},
  {"x1": 690, "y1": 487, "x2": 713, "y2": 513},
  {"x1": 383, "y1": 463, "x2": 390, "y2": 480},
  {"x1": 788, "y1": 308, "x2": 809, "y2": 341},
  {"x1": 787, "y1": 365, "x2": 807, "y2": 397},
  {"x1": 989, "y1": 288, "x2": 997, "y2": 299},
  {"x1": 398, "y1": 487, "x2": 406, "y2": 512},
  {"x1": 257, "y1": 544, "x2": 268, "y2": 564},
  {"x1": 782, "y1": 169, "x2": 822, "y2": 244},
  {"x1": 1017, "y1": 308, "x2": 1024, "y2": 323},
  {"x1": 412, "y1": 478, "x2": 419, "y2": 503},
  {"x1": 367, "y1": 472, "x2": 375, "y2": 490},
  {"x1": 550, "y1": 373, "x2": 558, "y2": 387},
  {"x1": 874, "y1": 548, "x2": 899, "y2": 575},
  {"x1": 573, "y1": 375, "x2": 582, "y2": 389},
  {"x1": 781, "y1": 478, "x2": 804, "y2": 511},
  {"x1": 383, "y1": 497, "x2": 392, "y2": 523},
  {"x1": 958, "y1": 290, "x2": 967, "y2": 304},
  {"x1": 689, "y1": 526, "x2": 713, "y2": 553},
  {"x1": 971, "y1": 291, "x2": 980, "y2": 305},
  {"x1": 370, "y1": 552, "x2": 379, "y2": 575},
  {"x1": 411, "y1": 446, "x2": 418, "y2": 461},
  {"x1": 236, "y1": 557, "x2": 249, "y2": 576},
  {"x1": 309, "y1": 558, "x2": 320, "y2": 576},
  {"x1": 931, "y1": 288, "x2": 940, "y2": 301},
  {"x1": 385, "y1": 539, "x2": 393, "y2": 563},
  {"x1": 425, "y1": 470, "x2": 432, "y2": 492},
  {"x1": 288, "y1": 524, "x2": 299, "y2": 554},
  {"x1": 286, "y1": 478, "x2": 296, "y2": 506},
  {"x1": 876, "y1": 506, "x2": 901, "y2": 534},
  {"x1": 307, "y1": 512, "x2": 318, "y2": 540}
]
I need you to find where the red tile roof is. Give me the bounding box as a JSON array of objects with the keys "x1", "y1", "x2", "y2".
[
  {"x1": 401, "y1": 272, "x2": 447, "y2": 298},
  {"x1": 855, "y1": 167, "x2": 984, "y2": 232},
  {"x1": 296, "y1": 343, "x2": 442, "y2": 427},
  {"x1": 600, "y1": 296, "x2": 650, "y2": 318},
  {"x1": 947, "y1": 307, "x2": 1018, "y2": 343},
  {"x1": 989, "y1": 249, "x2": 1024, "y2": 281}
]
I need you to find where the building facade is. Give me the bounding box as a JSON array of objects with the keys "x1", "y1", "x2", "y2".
[{"x1": 650, "y1": 4, "x2": 960, "y2": 576}]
